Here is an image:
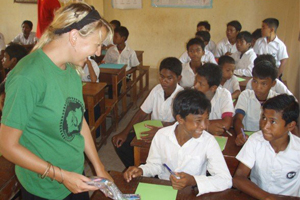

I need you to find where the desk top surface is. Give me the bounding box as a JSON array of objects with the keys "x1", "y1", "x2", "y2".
[{"x1": 82, "y1": 82, "x2": 107, "y2": 96}]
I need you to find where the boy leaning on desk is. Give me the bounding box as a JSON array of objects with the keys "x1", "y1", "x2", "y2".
[{"x1": 123, "y1": 89, "x2": 232, "y2": 196}]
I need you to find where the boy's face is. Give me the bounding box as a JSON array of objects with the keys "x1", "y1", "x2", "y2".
[
  {"x1": 113, "y1": 33, "x2": 125, "y2": 45},
  {"x1": 1, "y1": 52, "x2": 14, "y2": 69},
  {"x1": 226, "y1": 25, "x2": 239, "y2": 41},
  {"x1": 159, "y1": 69, "x2": 181, "y2": 95},
  {"x1": 252, "y1": 77, "x2": 275, "y2": 100},
  {"x1": 261, "y1": 23, "x2": 273, "y2": 38},
  {"x1": 236, "y1": 38, "x2": 251, "y2": 53},
  {"x1": 187, "y1": 44, "x2": 204, "y2": 62},
  {"x1": 194, "y1": 74, "x2": 216, "y2": 100},
  {"x1": 260, "y1": 109, "x2": 290, "y2": 143},
  {"x1": 178, "y1": 111, "x2": 209, "y2": 139},
  {"x1": 197, "y1": 26, "x2": 209, "y2": 32},
  {"x1": 22, "y1": 23, "x2": 32, "y2": 37},
  {"x1": 222, "y1": 63, "x2": 235, "y2": 80}
]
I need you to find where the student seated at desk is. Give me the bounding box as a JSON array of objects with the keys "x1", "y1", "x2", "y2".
[
  {"x1": 194, "y1": 63, "x2": 234, "y2": 135},
  {"x1": 196, "y1": 21, "x2": 216, "y2": 54},
  {"x1": 231, "y1": 31, "x2": 257, "y2": 77},
  {"x1": 112, "y1": 57, "x2": 183, "y2": 168},
  {"x1": 219, "y1": 55, "x2": 241, "y2": 100},
  {"x1": 124, "y1": 89, "x2": 232, "y2": 196},
  {"x1": 234, "y1": 60, "x2": 278, "y2": 146},
  {"x1": 102, "y1": 20, "x2": 121, "y2": 50},
  {"x1": 233, "y1": 94, "x2": 300, "y2": 199},
  {"x1": 81, "y1": 57, "x2": 99, "y2": 82}
]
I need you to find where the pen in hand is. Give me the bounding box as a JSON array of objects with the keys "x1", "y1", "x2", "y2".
[
  {"x1": 223, "y1": 127, "x2": 232, "y2": 136},
  {"x1": 163, "y1": 163, "x2": 180, "y2": 179},
  {"x1": 241, "y1": 128, "x2": 246, "y2": 140}
]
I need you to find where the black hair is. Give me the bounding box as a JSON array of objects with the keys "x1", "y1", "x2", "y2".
[
  {"x1": 252, "y1": 28, "x2": 262, "y2": 40},
  {"x1": 252, "y1": 60, "x2": 277, "y2": 81},
  {"x1": 186, "y1": 38, "x2": 205, "y2": 52},
  {"x1": 159, "y1": 57, "x2": 182, "y2": 77},
  {"x1": 197, "y1": 21, "x2": 211, "y2": 31},
  {"x1": 22, "y1": 20, "x2": 33, "y2": 29},
  {"x1": 263, "y1": 18, "x2": 279, "y2": 32},
  {"x1": 114, "y1": 26, "x2": 129, "y2": 41},
  {"x1": 110, "y1": 20, "x2": 121, "y2": 29},
  {"x1": 227, "y1": 20, "x2": 242, "y2": 32},
  {"x1": 5, "y1": 43, "x2": 28, "y2": 62},
  {"x1": 195, "y1": 31, "x2": 210, "y2": 43},
  {"x1": 173, "y1": 89, "x2": 211, "y2": 119},
  {"x1": 263, "y1": 94, "x2": 299, "y2": 126},
  {"x1": 236, "y1": 31, "x2": 253, "y2": 44},
  {"x1": 218, "y1": 55, "x2": 235, "y2": 66},
  {"x1": 196, "y1": 63, "x2": 222, "y2": 87},
  {"x1": 254, "y1": 54, "x2": 276, "y2": 68}
]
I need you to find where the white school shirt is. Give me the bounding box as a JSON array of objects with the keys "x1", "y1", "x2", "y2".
[
  {"x1": 206, "y1": 40, "x2": 216, "y2": 54},
  {"x1": 180, "y1": 62, "x2": 196, "y2": 88},
  {"x1": 12, "y1": 32, "x2": 38, "y2": 45},
  {"x1": 139, "y1": 122, "x2": 232, "y2": 196},
  {"x1": 103, "y1": 44, "x2": 140, "y2": 71},
  {"x1": 81, "y1": 58, "x2": 100, "y2": 82},
  {"x1": 0, "y1": 33, "x2": 5, "y2": 51},
  {"x1": 140, "y1": 84, "x2": 183, "y2": 122},
  {"x1": 253, "y1": 36, "x2": 289, "y2": 68},
  {"x1": 246, "y1": 78, "x2": 293, "y2": 96},
  {"x1": 215, "y1": 38, "x2": 237, "y2": 58},
  {"x1": 179, "y1": 50, "x2": 217, "y2": 64},
  {"x1": 236, "y1": 131, "x2": 300, "y2": 197},
  {"x1": 210, "y1": 86, "x2": 234, "y2": 120},
  {"x1": 231, "y1": 48, "x2": 257, "y2": 77},
  {"x1": 235, "y1": 89, "x2": 278, "y2": 131},
  {"x1": 221, "y1": 75, "x2": 240, "y2": 94}
]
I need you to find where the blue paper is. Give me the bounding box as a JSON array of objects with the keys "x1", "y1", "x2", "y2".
[{"x1": 99, "y1": 63, "x2": 125, "y2": 69}]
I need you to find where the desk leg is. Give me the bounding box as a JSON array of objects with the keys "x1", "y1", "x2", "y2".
[
  {"x1": 112, "y1": 76, "x2": 119, "y2": 129},
  {"x1": 122, "y1": 76, "x2": 127, "y2": 114},
  {"x1": 134, "y1": 146, "x2": 141, "y2": 167}
]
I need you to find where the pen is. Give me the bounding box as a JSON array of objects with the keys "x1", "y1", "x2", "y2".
[
  {"x1": 163, "y1": 163, "x2": 180, "y2": 179},
  {"x1": 241, "y1": 128, "x2": 246, "y2": 140},
  {"x1": 223, "y1": 127, "x2": 232, "y2": 136}
]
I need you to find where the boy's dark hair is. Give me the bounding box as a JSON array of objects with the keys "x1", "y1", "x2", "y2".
[
  {"x1": 263, "y1": 18, "x2": 279, "y2": 32},
  {"x1": 196, "y1": 63, "x2": 222, "y2": 87},
  {"x1": 252, "y1": 28, "x2": 262, "y2": 40},
  {"x1": 186, "y1": 38, "x2": 205, "y2": 52},
  {"x1": 237, "y1": 31, "x2": 253, "y2": 44},
  {"x1": 22, "y1": 20, "x2": 33, "y2": 29},
  {"x1": 254, "y1": 54, "x2": 276, "y2": 68},
  {"x1": 5, "y1": 43, "x2": 27, "y2": 62},
  {"x1": 195, "y1": 31, "x2": 211, "y2": 43},
  {"x1": 252, "y1": 60, "x2": 277, "y2": 81},
  {"x1": 159, "y1": 57, "x2": 182, "y2": 77},
  {"x1": 110, "y1": 20, "x2": 121, "y2": 29},
  {"x1": 263, "y1": 94, "x2": 299, "y2": 126},
  {"x1": 173, "y1": 89, "x2": 211, "y2": 119},
  {"x1": 227, "y1": 20, "x2": 242, "y2": 32},
  {"x1": 114, "y1": 26, "x2": 129, "y2": 41},
  {"x1": 218, "y1": 55, "x2": 235, "y2": 66},
  {"x1": 197, "y1": 21, "x2": 211, "y2": 31}
]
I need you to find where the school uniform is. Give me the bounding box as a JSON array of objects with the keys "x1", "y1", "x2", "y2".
[
  {"x1": 81, "y1": 58, "x2": 100, "y2": 82},
  {"x1": 210, "y1": 86, "x2": 234, "y2": 120},
  {"x1": 215, "y1": 38, "x2": 237, "y2": 58},
  {"x1": 180, "y1": 62, "x2": 196, "y2": 88},
  {"x1": 235, "y1": 89, "x2": 278, "y2": 131},
  {"x1": 206, "y1": 40, "x2": 216, "y2": 54},
  {"x1": 221, "y1": 75, "x2": 240, "y2": 94},
  {"x1": 179, "y1": 50, "x2": 217, "y2": 64},
  {"x1": 12, "y1": 32, "x2": 38, "y2": 45},
  {"x1": 231, "y1": 48, "x2": 257, "y2": 77},
  {"x1": 253, "y1": 36, "x2": 289, "y2": 68},
  {"x1": 140, "y1": 122, "x2": 232, "y2": 196},
  {"x1": 236, "y1": 131, "x2": 300, "y2": 197}
]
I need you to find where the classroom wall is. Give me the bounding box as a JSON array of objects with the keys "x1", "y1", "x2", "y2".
[{"x1": 103, "y1": 0, "x2": 300, "y2": 99}]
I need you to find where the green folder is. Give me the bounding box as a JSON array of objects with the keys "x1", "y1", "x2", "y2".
[
  {"x1": 245, "y1": 131, "x2": 255, "y2": 136},
  {"x1": 135, "y1": 182, "x2": 177, "y2": 200},
  {"x1": 237, "y1": 77, "x2": 246, "y2": 82},
  {"x1": 82, "y1": 82, "x2": 86, "y2": 86},
  {"x1": 214, "y1": 136, "x2": 228, "y2": 151},
  {"x1": 133, "y1": 120, "x2": 163, "y2": 140},
  {"x1": 99, "y1": 63, "x2": 125, "y2": 69}
]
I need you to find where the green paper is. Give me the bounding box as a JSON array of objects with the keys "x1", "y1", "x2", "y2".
[
  {"x1": 133, "y1": 120, "x2": 163, "y2": 140},
  {"x1": 232, "y1": 99, "x2": 236, "y2": 103},
  {"x1": 245, "y1": 131, "x2": 255, "y2": 136},
  {"x1": 237, "y1": 77, "x2": 246, "y2": 82},
  {"x1": 214, "y1": 136, "x2": 228, "y2": 151},
  {"x1": 135, "y1": 182, "x2": 177, "y2": 200},
  {"x1": 82, "y1": 82, "x2": 86, "y2": 86},
  {"x1": 99, "y1": 63, "x2": 125, "y2": 69}
]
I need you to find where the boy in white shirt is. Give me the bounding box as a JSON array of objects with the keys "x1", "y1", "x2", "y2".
[
  {"x1": 196, "y1": 21, "x2": 216, "y2": 54},
  {"x1": 112, "y1": 57, "x2": 183, "y2": 168},
  {"x1": 194, "y1": 63, "x2": 234, "y2": 135},
  {"x1": 233, "y1": 94, "x2": 300, "y2": 199},
  {"x1": 231, "y1": 31, "x2": 257, "y2": 77},
  {"x1": 81, "y1": 57, "x2": 99, "y2": 82},
  {"x1": 124, "y1": 89, "x2": 232, "y2": 196},
  {"x1": 219, "y1": 55, "x2": 241, "y2": 100},
  {"x1": 215, "y1": 20, "x2": 242, "y2": 58},
  {"x1": 102, "y1": 20, "x2": 121, "y2": 49},
  {"x1": 253, "y1": 18, "x2": 288, "y2": 79}
]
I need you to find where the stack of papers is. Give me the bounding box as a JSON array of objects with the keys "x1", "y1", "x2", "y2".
[
  {"x1": 135, "y1": 182, "x2": 177, "y2": 200},
  {"x1": 133, "y1": 120, "x2": 163, "y2": 140}
]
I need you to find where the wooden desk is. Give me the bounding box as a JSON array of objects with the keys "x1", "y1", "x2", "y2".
[
  {"x1": 236, "y1": 75, "x2": 251, "y2": 91},
  {"x1": 91, "y1": 171, "x2": 257, "y2": 200},
  {"x1": 135, "y1": 50, "x2": 144, "y2": 66}
]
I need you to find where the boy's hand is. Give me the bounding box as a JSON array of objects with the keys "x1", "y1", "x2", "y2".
[
  {"x1": 123, "y1": 166, "x2": 143, "y2": 182},
  {"x1": 170, "y1": 172, "x2": 196, "y2": 190},
  {"x1": 235, "y1": 133, "x2": 248, "y2": 146},
  {"x1": 140, "y1": 125, "x2": 161, "y2": 143},
  {"x1": 112, "y1": 132, "x2": 127, "y2": 148},
  {"x1": 208, "y1": 123, "x2": 224, "y2": 135},
  {"x1": 264, "y1": 194, "x2": 293, "y2": 200}
]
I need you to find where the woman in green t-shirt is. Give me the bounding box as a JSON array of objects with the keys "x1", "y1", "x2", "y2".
[{"x1": 0, "y1": 3, "x2": 113, "y2": 200}]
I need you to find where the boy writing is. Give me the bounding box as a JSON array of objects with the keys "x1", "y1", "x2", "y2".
[
  {"x1": 218, "y1": 55, "x2": 241, "y2": 100},
  {"x1": 196, "y1": 21, "x2": 216, "y2": 53},
  {"x1": 194, "y1": 63, "x2": 234, "y2": 135},
  {"x1": 124, "y1": 89, "x2": 232, "y2": 196},
  {"x1": 234, "y1": 60, "x2": 278, "y2": 146},
  {"x1": 233, "y1": 94, "x2": 300, "y2": 199},
  {"x1": 112, "y1": 57, "x2": 183, "y2": 168}
]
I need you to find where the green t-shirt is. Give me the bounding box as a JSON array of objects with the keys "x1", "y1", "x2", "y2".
[{"x1": 2, "y1": 49, "x2": 85, "y2": 199}]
